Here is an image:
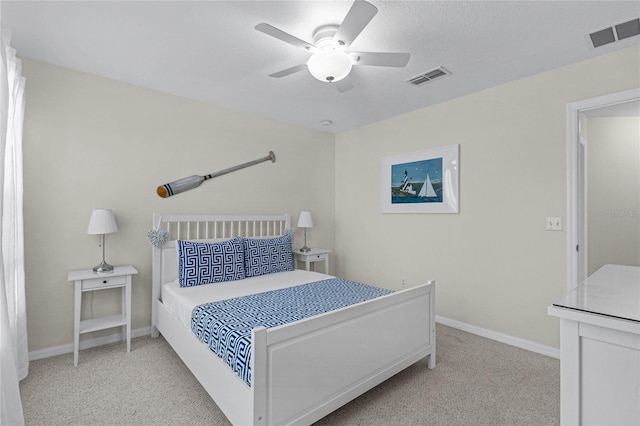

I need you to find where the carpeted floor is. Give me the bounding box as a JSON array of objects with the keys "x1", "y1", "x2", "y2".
[{"x1": 19, "y1": 324, "x2": 559, "y2": 425}]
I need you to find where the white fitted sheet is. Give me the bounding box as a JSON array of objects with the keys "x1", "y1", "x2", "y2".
[{"x1": 161, "y1": 270, "x2": 334, "y2": 329}]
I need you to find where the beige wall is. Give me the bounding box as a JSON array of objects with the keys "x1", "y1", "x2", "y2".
[
  {"x1": 334, "y1": 46, "x2": 640, "y2": 349},
  {"x1": 22, "y1": 45, "x2": 639, "y2": 354},
  {"x1": 587, "y1": 116, "x2": 640, "y2": 274},
  {"x1": 22, "y1": 59, "x2": 335, "y2": 351}
]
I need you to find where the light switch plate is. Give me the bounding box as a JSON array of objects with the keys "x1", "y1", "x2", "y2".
[{"x1": 546, "y1": 217, "x2": 563, "y2": 231}]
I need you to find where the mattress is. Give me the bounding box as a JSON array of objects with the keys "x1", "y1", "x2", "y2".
[{"x1": 161, "y1": 269, "x2": 333, "y2": 329}]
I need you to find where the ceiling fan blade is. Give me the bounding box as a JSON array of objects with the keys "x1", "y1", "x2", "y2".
[
  {"x1": 269, "y1": 64, "x2": 308, "y2": 78},
  {"x1": 255, "y1": 23, "x2": 316, "y2": 51},
  {"x1": 333, "y1": 0, "x2": 378, "y2": 47},
  {"x1": 351, "y1": 52, "x2": 411, "y2": 67},
  {"x1": 335, "y1": 77, "x2": 354, "y2": 93}
]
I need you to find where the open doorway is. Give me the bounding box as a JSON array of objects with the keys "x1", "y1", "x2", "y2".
[{"x1": 566, "y1": 88, "x2": 640, "y2": 289}]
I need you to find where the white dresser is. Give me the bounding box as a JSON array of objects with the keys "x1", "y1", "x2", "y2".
[{"x1": 548, "y1": 264, "x2": 640, "y2": 426}]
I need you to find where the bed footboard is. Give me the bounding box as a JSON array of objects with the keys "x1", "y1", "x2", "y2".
[{"x1": 252, "y1": 281, "x2": 435, "y2": 426}]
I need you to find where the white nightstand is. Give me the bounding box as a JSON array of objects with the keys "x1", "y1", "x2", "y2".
[
  {"x1": 293, "y1": 248, "x2": 331, "y2": 274},
  {"x1": 67, "y1": 265, "x2": 138, "y2": 366}
]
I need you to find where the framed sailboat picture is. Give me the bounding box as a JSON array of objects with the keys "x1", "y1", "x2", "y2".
[{"x1": 381, "y1": 144, "x2": 459, "y2": 213}]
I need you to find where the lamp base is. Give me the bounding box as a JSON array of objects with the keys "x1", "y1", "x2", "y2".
[
  {"x1": 299, "y1": 246, "x2": 311, "y2": 253},
  {"x1": 93, "y1": 261, "x2": 114, "y2": 274}
]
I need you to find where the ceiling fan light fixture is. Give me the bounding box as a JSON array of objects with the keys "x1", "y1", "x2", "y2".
[{"x1": 307, "y1": 50, "x2": 353, "y2": 83}]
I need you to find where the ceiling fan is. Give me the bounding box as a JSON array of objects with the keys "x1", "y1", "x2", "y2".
[{"x1": 255, "y1": 0, "x2": 410, "y2": 92}]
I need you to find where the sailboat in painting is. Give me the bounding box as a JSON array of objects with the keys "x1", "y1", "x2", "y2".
[{"x1": 418, "y1": 173, "x2": 437, "y2": 198}]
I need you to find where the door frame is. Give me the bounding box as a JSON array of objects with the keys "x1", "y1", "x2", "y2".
[{"x1": 566, "y1": 88, "x2": 640, "y2": 290}]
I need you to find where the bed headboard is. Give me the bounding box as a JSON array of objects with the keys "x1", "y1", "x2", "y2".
[{"x1": 151, "y1": 213, "x2": 291, "y2": 333}]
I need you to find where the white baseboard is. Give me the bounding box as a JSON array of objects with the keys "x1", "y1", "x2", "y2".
[
  {"x1": 436, "y1": 315, "x2": 560, "y2": 359},
  {"x1": 28, "y1": 326, "x2": 152, "y2": 361}
]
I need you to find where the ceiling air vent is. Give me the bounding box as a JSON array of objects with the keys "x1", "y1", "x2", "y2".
[
  {"x1": 406, "y1": 67, "x2": 450, "y2": 86},
  {"x1": 589, "y1": 18, "x2": 640, "y2": 48}
]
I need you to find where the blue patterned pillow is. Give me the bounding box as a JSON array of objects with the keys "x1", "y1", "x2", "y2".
[
  {"x1": 177, "y1": 238, "x2": 245, "y2": 287},
  {"x1": 243, "y1": 232, "x2": 294, "y2": 278}
]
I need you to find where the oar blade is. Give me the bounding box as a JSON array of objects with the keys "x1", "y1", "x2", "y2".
[{"x1": 157, "y1": 175, "x2": 204, "y2": 198}]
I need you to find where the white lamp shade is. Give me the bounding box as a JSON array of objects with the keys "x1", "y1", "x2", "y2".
[
  {"x1": 297, "y1": 211, "x2": 314, "y2": 228},
  {"x1": 307, "y1": 50, "x2": 352, "y2": 83},
  {"x1": 87, "y1": 209, "x2": 118, "y2": 235}
]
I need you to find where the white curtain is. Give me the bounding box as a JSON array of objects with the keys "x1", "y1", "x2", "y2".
[{"x1": 0, "y1": 25, "x2": 27, "y2": 426}]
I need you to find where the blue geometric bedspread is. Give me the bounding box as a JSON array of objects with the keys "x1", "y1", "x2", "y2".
[{"x1": 191, "y1": 278, "x2": 392, "y2": 386}]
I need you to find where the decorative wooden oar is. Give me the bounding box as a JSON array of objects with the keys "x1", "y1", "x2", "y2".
[{"x1": 157, "y1": 151, "x2": 276, "y2": 198}]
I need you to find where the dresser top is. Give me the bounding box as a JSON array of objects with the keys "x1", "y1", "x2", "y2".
[{"x1": 552, "y1": 264, "x2": 640, "y2": 323}]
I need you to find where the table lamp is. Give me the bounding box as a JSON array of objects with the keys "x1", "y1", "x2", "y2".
[
  {"x1": 297, "y1": 211, "x2": 313, "y2": 253},
  {"x1": 87, "y1": 208, "x2": 118, "y2": 273}
]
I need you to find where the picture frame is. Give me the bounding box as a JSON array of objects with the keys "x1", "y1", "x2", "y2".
[{"x1": 381, "y1": 144, "x2": 459, "y2": 214}]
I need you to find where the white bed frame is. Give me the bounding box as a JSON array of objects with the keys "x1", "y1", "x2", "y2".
[{"x1": 151, "y1": 213, "x2": 435, "y2": 426}]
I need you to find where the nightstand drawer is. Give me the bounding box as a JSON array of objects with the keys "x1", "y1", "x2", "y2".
[
  {"x1": 310, "y1": 253, "x2": 327, "y2": 261},
  {"x1": 82, "y1": 274, "x2": 126, "y2": 290}
]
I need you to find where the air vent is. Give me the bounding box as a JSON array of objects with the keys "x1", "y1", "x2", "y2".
[
  {"x1": 616, "y1": 18, "x2": 640, "y2": 40},
  {"x1": 406, "y1": 67, "x2": 450, "y2": 86},
  {"x1": 589, "y1": 18, "x2": 640, "y2": 48}
]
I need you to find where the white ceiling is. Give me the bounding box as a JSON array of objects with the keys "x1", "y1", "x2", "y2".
[{"x1": 2, "y1": 1, "x2": 639, "y2": 133}]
